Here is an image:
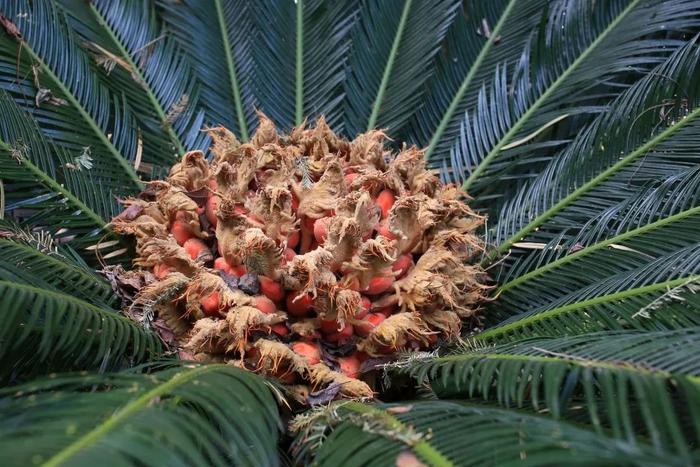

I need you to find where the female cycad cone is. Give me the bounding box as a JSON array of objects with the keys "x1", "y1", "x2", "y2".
[{"x1": 112, "y1": 115, "x2": 489, "y2": 401}]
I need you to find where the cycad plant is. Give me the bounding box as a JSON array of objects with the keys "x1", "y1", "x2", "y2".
[{"x1": 1, "y1": 0, "x2": 700, "y2": 465}]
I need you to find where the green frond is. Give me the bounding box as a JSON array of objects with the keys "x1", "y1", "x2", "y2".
[
  {"x1": 292, "y1": 400, "x2": 694, "y2": 466},
  {"x1": 344, "y1": 0, "x2": 461, "y2": 136},
  {"x1": 443, "y1": 0, "x2": 700, "y2": 203},
  {"x1": 491, "y1": 167, "x2": 700, "y2": 321},
  {"x1": 409, "y1": 0, "x2": 546, "y2": 153},
  {"x1": 0, "y1": 279, "x2": 161, "y2": 382},
  {"x1": 298, "y1": 0, "x2": 360, "y2": 130},
  {"x1": 63, "y1": 0, "x2": 210, "y2": 157},
  {"x1": 486, "y1": 37, "x2": 700, "y2": 326},
  {"x1": 56, "y1": 2, "x2": 183, "y2": 173},
  {"x1": 0, "y1": 0, "x2": 142, "y2": 190},
  {"x1": 0, "y1": 363, "x2": 281, "y2": 467},
  {"x1": 157, "y1": 0, "x2": 257, "y2": 140},
  {"x1": 240, "y1": 0, "x2": 360, "y2": 131},
  {"x1": 492, "y1": 38, "x2": 700, "y2": 258},
  {"x1": 0, "y1": 90, "x2": 127, "y2": 253},
  {"x1": 478, "y1": 262, "x2": 700, "y2": 343},
  {"x1": 0, "y1": 227, "x2": 115, "y2": 308},
  {"x1": 2, "y1": 1, "x2": 700, "y2": 464},
  {"x1": 400, "y1": 329, "x2": 700, "y2": 455}
]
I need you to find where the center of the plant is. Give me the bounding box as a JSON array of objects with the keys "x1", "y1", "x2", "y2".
[{"x1": 111, "y1": 115, "x2": 488, "y2": 402}]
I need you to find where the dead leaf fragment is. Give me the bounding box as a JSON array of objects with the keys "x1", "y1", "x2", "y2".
[
  {"x1": 34, "y1": 87, "x2": 67, "y2": 107},
  {"x1": 307, "y1": 383, "x2": 342, "y2": 406},
  {"x1": 32, "y1": 65, "x2": 67, "y2": 107},
  {"x1": 0, "y1": 14, "x2": 21, "y2": 38}
]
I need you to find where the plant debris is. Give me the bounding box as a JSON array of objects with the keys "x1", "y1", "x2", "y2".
[{"x1": 111, "y1": 115, "x2": 489, "y2": 402}]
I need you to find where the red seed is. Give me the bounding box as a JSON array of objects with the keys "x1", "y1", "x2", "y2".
[
  {"x1": 356, "y1": 296, "x2": 371, "y2": 319},
  {"x1": 292, "y1": 193, "x2": 300, "y2": 212},
  {"x1": 201, "y1": 291, "x2": 221, "y2": 317},
  {"x1": 170, "y1": 220, "x2": 194, "y2": 245},
  {"x1": 231, "y1": 264, "x2": 247, "y2": 276},
  {"x1": 291, "y1": 341, "x2": 321, "y2": 365},
  {"x1": 326, "y1": 324, "x2": 354, "y2": 343},
  {"x1": 344, "y1": 172, "x2": 358, "y2": 185},
  {"x1": 355, "y1": 313, "x2": 385, "y2": 337},
  {"x1": 375, "y1": 305, "x2": 398, "y2": 317},
  {"x1": 376, "y1": 190, "x2": 395, "y2": 219},
  {"x1": 286, "y1": 291, "x2": 314, "y2": 317},
  {"x1": 259, "y1": 276, "x2": 285, "y2": 302},
  {"x1": 287, "y1": 230, "x2": 300, "y2": 249},
  {"x1": 300, "y1": 216, "x2": 315, "y2": 253},
  {"x1": 375, "y1": 221, "x2": 397, "y2": 240},
  {"x1": 284, "y1": 248, "x2": 296, "y2": 262},
  {"x1": 364, "y1": 276, "x2": 394, "y2": 295},
  {"x1": 183, "y1": 238, "x2": 209, "y2": 260},
  {"x1": 338, "y1": 324, "x2": 354, "y2": 339},
  {"x1": 320, "y1": 319, "x2": 340, "y2": 333},
  {"x1": 392, "y1": 254, "x2": 413, "y2": 279},
  {"x1": 271, "y1": 323, "x2": 289, "y2": 336},
  {"x1": 254, "y1": 296, "x2": 276, "y2": 314},
  {"x1": 214, "y1": 257, "x2": 234, "y2": 275},
  {"x1": 313, "y1": 217, "x2": 331, "y2": 245},
  {"x1": 153, "y1": 263, "x2": 173, "y2": 280},
  {"x1": 338, "y1": 354, "x2": 361, "y2": 378},
  {"x1": 302, "y1": 216, "x2": 316, "y2": 231}
]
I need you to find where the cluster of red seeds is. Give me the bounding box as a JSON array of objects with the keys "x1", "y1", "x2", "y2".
[{"x1": 112, "y1": 116, "x2": 487, "y2": 401}]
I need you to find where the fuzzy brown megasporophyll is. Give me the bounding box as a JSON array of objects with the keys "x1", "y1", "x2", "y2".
[{"x1": 111, "y1": 115, "x2": 488, "y2": 401}]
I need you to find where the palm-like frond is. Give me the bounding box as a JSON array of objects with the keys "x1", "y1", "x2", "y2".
[
  {"x1": 0, "y1": 278, "x2": 162, "y2": 382},
  {"x1": 406, "y1": 0, "x2": 547, "y2": 150},
  {"x1": 399, "y1": 329, "x2": 700, "y2": 456},
  {"x1": 485, "y1": 36, "x2": 700, "y2": 329},
  {"x1": 444, "y1": 0, "x2": 700, "y2": 205},
  {"x1": 250, "y1": 0, "x2": 360, "y2": 131},
  {"x1": 0, "y1": 221, "x2": 115, "y2": 308},
  {"x1": 0, "y1": 0, "x2": 143, "y2": 190},
  {"x1": 71, "y1": 0, "x2": 210, "y2": 155},
  {"x1": 493, "y1": 167, "x2": 700, "y2": 320},
  {"x1": 57, "y1": 0, "x2": 206, "y2": 173},
  {"x1": 492, "y1": 37, "x2": 700, "y2": 257},
  {"x1": 479, "y1": 249, "x2": 700, "y2": 341},
  {"x1": 292, "y1": 400, "x2": 693, "y2": 466},
  {"x1": 343, "y1": 0, "x2": 460, "y2": 136},
  {"x1": 297, "y1": 0, "x2": 360, "y2": 131},
  {"x1": 0, "y1": 90, "x2": 122, "y2": 250},
  {"x1": 0, "y1": 363, "x2": 281, "y2": 467},
  {"x1": 157, "y1": 0, "x2": 258, "y2": 139}
]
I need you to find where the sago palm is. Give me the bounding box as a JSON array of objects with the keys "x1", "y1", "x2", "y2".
[{"x1": 1, "y1": 0, "x2": 699, "y2": 465}]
